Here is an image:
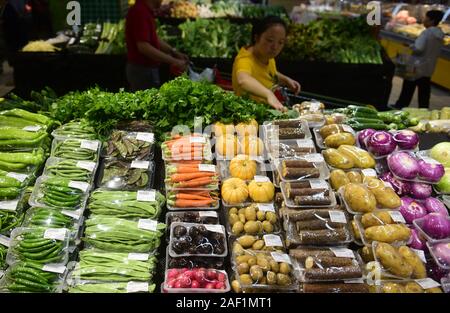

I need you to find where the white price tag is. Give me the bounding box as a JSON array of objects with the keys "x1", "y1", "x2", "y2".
[
  {"x1": 411, "y1": 249, "x2": 427, "y2": 264},
  {"x1": 23, "y1": 125, "x2": 42, "y2": 132},
  {"x1": 389, "y1": 211, "x2": 406, "y2": 224},
  {"x1": 342, "y1": 125, "x2": 353, "y2": 133},
  {"x1": 199, "y1": 211, "x2": 218, "y2": 218},
  {"x1": 296, "y1": 139, "x2": 314, "y2": 148},
  {"x1": 80, "y1": 140, "x2": 99, "y2": 151},
  {"x1": 0, "y1": 235, "x2": 11, "y2": 247},
  {"x1": 362, "y1": 169, "x2": 377, "y2": 177},
  {"x1": 42, "y1": 264, "x2": 66, "y2": 274},
  {"x1": 254, "y1": 175, "x2": 270, "y2": 183},
  {"x1": 127, "y1": 282, "x2": 149, "y2": 293},
  {"x1": 136, "y1": 132, "x2": 154, "y2": 143},
  {"x1": 198, "y1": 164, "x2": 216, "y2": 172},
  {"x1": 263, "y1": 234, "x2": 283, "y2": 247},
  {"x1": 330, "y1": 247, "x2": 355, "y2": 258},
  {"x1": 68, "y1": 181, "x2": 89, "y2": 192},
  {"x1": 415, "y1": 278, "x2": 440, "y2": 290},
  {"x1": 131, "y1": 160, "x2": 150, "y2": 169},
  {"x1": 6, "y1": 172, "x2": 28, "y2": 183},
  {"x1": 61, "y1": 209, "x2": 82, "y2": 220},
  {"x1": 128, "y1": 253, "x2": 150, "y2": 261},
  {"x1": 420, "y1": 156, "x2": 440, "y2": 165},
  {"x1": 204, "y1": 224, "x2": 224, "y2": 234},
  {"x1": 43, "y1": 228, "x2": 67, "y2": 241},
  {"x1": 270, "y1": 252, "x2": 292, "y2": 264},
  {"x1": 304, "y1": 153, "x2": 324, "y2": 163},
  {"x1": 137, "y1": 190, "x2": 156, "y2": 202},
  {"x1": 0, "y1": 200, "x2": 18, "y2": 211},
  {"x1": 76, "y1": 161, "x2": 96, "y2": 172},
  {"x1": 309, "y1": 179, "x2": 328, "y2": 189},
  {"x1": 257, "y1": 203, "x2": 275, "y2": 212},
  {"x1": 189, "y1": 136, "x2": 206, "y2": 144},
  {"x1": 138, "y1": 219, "x2": 158, "y2": 231},
  {"x1": 329, "y1": 211, "x2": 347, "y2": 224}
]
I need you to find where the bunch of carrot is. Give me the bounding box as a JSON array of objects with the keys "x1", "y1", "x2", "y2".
[
  {"x1": 165, "y1": 163, "x2": 218, "y2": 189},
  {"x1": 161, "y1": 134, "x2": 210, "y2": 161},
  {"x1": 167, "y1": 190, "x2": 219, "y2": 208}
]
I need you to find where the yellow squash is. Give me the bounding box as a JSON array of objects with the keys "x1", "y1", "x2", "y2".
[
  {"x1": 248, "y1": 180, "x2": 275, "y2": 203},
  {"x1": 230, "y1": 155, "x2": 257, "y2": 180},
  {"x1": 222, "y1": 178, "x2": 249, "y2": 204}
]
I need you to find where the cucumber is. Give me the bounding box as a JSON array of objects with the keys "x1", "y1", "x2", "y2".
[{"x1": 348, "y1": 117, "x2": 385, "y2": 124}]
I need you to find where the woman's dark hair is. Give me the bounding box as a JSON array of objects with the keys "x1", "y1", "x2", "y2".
[
  {"x1": 426, "y1": 10, "x2": 444, "y2": 26},
  {"x1": 251, "y1": 15, "x2": 287, "y2": 45}
]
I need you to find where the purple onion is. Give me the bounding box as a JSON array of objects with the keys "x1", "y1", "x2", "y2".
[
  {"x1": 400, "y1": 197, "x2": 428, "y2": 223},
  {"x1": 393, "y1": 130, "x2": 419, "y2": 150},
  {"x1": 417, "y1": 159, "x2": 445, "y2": 183},
  {"x1": 421, "y1": 213, "x2": 450, "y2": 239},
  {"x1": 433, "y1": 242, "x2": 450, "y2": 266},
  {"x1": 380, "y1": 171, "x2": 411, "y2": 196},
  {"x1": 357, "y1": 128, "x2": 376, "y2": 149},
  {"x1": 410, "y1": 182, "x2": 433, "y2": 199},
  {"x1": 409, "y1": 227, "x2": 426, "y2": 250},
  {"x1": 424, "y1": 197, "x2": 449, "y2": 216},
  {"x1": 366, "y1": 131, "x2": 397, "y2": 156},
  {"x1": 388, "y1": 151, "x2": 419, "y2": 180}
]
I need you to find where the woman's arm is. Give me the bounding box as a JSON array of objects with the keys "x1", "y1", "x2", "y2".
[
  {"x1": 159, "y1": 39, "x2": 189, "y2": 61},
  {"x1": 277, "y1": 72, "x2": 301, "y2": 95},
  {"x1": 236, "y1": 71, "x2": 286, "y2": 111},
  {"x1": 137, "y1": 41, "x2": 187, "y2": 70}
]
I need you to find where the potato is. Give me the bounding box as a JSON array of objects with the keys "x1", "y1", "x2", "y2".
[
  {"x1": 266, "y1": 271, "x2": 277, "y2": 285},
  {"x1": 330, "y1": 169, "x2": 350, "y2": 190},
  {"x1": 232, "y1": 221, "x2": 244, "y2": 235},
  {"x1": 250, "y1": 265, "x2": 264, "y2": 281},
  {"x1": 247, "y1": 256, "x2": 257, "y2": 266},
  {"x1": 244, "y1": 221, "x2": 259, "y2": 235},
  {"x1": 229, "y1": 213, "x2": 240, "y2": 226},
  {"x1": 237, "y1": 262, "x2": 250, "y2": 275},
  {"x1": 375, "y1": 242, "x2": 413, "y2": 278},
  {"x1": 262, "y1": 221, "x2": 274, "y2": 233},
  {"x1": 337, "y1": 145, "x2": 375, "y2": 169},
  {"x1": 231, "y1": 280, "x2": 242, "y2": 293},
  {"x1": 229, "y1": 207, "x2": 238, "y2": 215},
  {"x1": 238, "y1": 213, "x2": 246, "y2": 224},
  {"x1": 324, "y1": 132, "x2": 355, "y2": 148},
  {"x1": 361, "y1": 211, "x2": 394, "y2": 228},
  {"x1": 365, "y1": 224, "x2": 411, "y2": 243},
  {"x1": 252, "y1": 240, "x2": 265, "y2": 250},
  {"x1": 256, "y1": 210, "x2": 266, "y2": 221},
  {"x1": 259, "y1": 276, "x2": 267, "y2": 285},
  {"x1": 238, "y1": 208, "x2": 246, "y2": 215},
  {"x1": 257, "y1": 255, "x2": 271, "y2": 271},
  {"x1": 398, "y1": 246, "x2": 427, "y2": 279},
  {"x1": 265, "y1": 212, "x2": 277, "y2": 224},
  {"x1": 269, "y1": 260, "x2": 280, "y2": 273},
  {"x1": 344, "y1": 183, "x2": 377, "y2": 213},
  {"x1": 240, "y1": 274, "x2": 253, "y2": 285},
  {"x1": 367, "y1": 180, "x2": 401, "y2": 209},
  {"x1": 360, "y1": 246, "x2": 374, "y2": 263},
  {"x1": 233, "y1": 242, "x2": 244, "y2": 255},
  {"x1": 346, "y1": 171, "x2": 362, "y2": 183},
  {"x1": 279, "y1": 262, "x2": 291, "y2": 274},
  {"x1": 245, "y1": 206, "x2": 257, "y2": 221},
  {"x1": 276, "y1": 273, "x2": 292, "y2": 286},
  {"x1": 323, "y1": 148, "x2": 354, "y2": 169},
  {"x1": 256, "y1": 221, "x2": 263, "y2": 233},
  {"x1": 237, "y1": 235, "x2": 257, "y2": 248},
  {"x1": 382, "y1": 283, "x2": 405, "y2": 293},
  {"x1": 236, "y1": 255, "x2": 252, "y2": 265},
  {"x1": 405, "y1": 282, "x2": 424, "y2": 293},
  {"x1": 319, "y1": 124, "x2": 343, "y2": 139},
  {"x1": 351, "y1": 219, "x2": 361, "y2": 240}
]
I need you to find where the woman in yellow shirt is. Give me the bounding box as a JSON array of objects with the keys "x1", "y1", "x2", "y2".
[{"x1": 232, "y1": 16, "x2": 301, "y2": 112}]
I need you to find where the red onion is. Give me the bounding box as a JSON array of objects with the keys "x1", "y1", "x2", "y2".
[
  {"x1": 388, "y1": 151, "x2": 419, "y2": 180},
  {"x1": 410, "y1": 182, "x2": 433, "y2": 199},
  {"x1": 393, "y1": 130, "x2": 419, "y2": 150},
  {"x1": 421, "y1": 213, "x2": 450, "y2": 239},
  {"x1": 433, "y1": 242, "x2": 450, "y2": 266},
  {"x1": 409, "y1": 228, "x2": 426, "y2": 250},
  {"x1": 417, "y1": 159, "x2": 445, "y2": 183},
  {"x1": 424, "y1": 197, "x2": 449, "y2": 216},
  {"x1": 357, "y1": 128, "x2": 376, "y2": 149},
  {"x1": 400, "y1": 197, "x2": 427, "y2": 223},
  {"x1": 366, "y1": 131, "x2": 397, "y2": 156}
]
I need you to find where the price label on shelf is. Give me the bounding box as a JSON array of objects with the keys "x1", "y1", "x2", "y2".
[
  {"x1": 362, "y1": 169, "x2": 377, "y2": 177},
  {"x1": 138, "y1": 219, "x2": 158, "y2": 231},
  {"x1": 270, "y1": 252, "x2": 292, "y2": 264},
  {"x1": 6, "y1": 172, "x2": 28, "y2": 183},
  {"x1": 342, "y1": 125, "x2": 353, "y2": 133},
  {"x1": 304, "y1": 154, "x2": 324, "y2": 163},
  {"x1": 42, "y1": 264, "x2": 66, "y2": 274},
  {"x1": 411, "y1": 249, "x2": 427, "y2": 263},
  {"x1": 296, "y1": 139, "x2": 314, "y2": 148},
  {"x1": 198, "y1": 164, "x2": 216, "y2": 172},
  {"x1": 0, "y1": 200, "x2": 18, "y2": 211},
  {"x1": 80, "y1": 140, "x2": 99, "y2": 151},
  {"x1": 69, "y1": 181, "x2": 89, "y2": 192},
  {"x1": 23, "y1": 125, "x2": 42, "y2": 132},
  {"x1": 137, "y1": 190, "x2": 156, "y2": 202},
  {"x1": 254, "y1": 175, "x2": 270, "y2": 183},
  {"x1": 329, "y1": 211, "x2": 347, "y2": 224},
  {"x1": 44, "y1": 228, "x2": 68, "y2": 241},
  {"x1": 126, "y1": 282, "x2": 149, "y2": 293},
  {"x1": 128, "y1": 253, "x2": 150, "y2": 261},
  {"x1": 309, "y1": 179, "x2": 328, "y2": 190},
  {"x1": 263, "y1": 235, "x2": 283, "y2": 247},
  {"x1": 131, "y1": 160, "x2": 150, "y2": 169},
  {"x1": 136, "y1": 132, "x2": 154, "y2": 143},
  {"x1": 189, "y1": 136, "x2": 206, "y2": 144},
  {"x1": 0, "y1": 235, "x2": 11, "y2": 247},
  {"x1": 330, "y1": 247, "x2": 355, "y2": 258},
  {"x1": 257, "y1": 203, "x2": 275, "y2": 212},
  {"x1": 389, "y1": 211, "x2": 406, "y2": 224},
  {"x1": 61, "y1": 209, "x2": 82, "y2": 220},
  {"x1": 76, "y1": 161, "x2": 96, "y2": 172},
  {"x1": 204, "y1": 224, "x2": 224, "y2": 234},
  {"x1": 199, "y1": 211, "x2": 218, "y2": 218},
  {"x1": 415, "y1": 278, "x2": 440, "y2": 289}
]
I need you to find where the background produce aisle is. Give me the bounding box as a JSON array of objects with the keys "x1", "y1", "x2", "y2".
[{"x1": 0, "y1": 76, "x2": 449, "y2": 293}]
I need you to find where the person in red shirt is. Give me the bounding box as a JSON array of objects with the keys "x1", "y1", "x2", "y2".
[{"x1": 125, "y1": 0, "x2": 188, "y2": 91}]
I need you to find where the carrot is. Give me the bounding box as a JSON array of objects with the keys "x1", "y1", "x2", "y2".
[
  {"x1": 173, "y1": 199, "x2": 216, "y2": 207},
  {"x1": 174, "y1": 193, "x2": 212, "y2": 200},
  {"x1": 179, "y1": 190, "x2": 212, "y2": 196},
  {"x1": 173, "y1": 166, "x2": 204, "y2": 174},
  {"x1": 176, "y1": 177, "x2": 216, "y2": 188},
  {"x1": 170, "y1": 172, "x2": 215, "y2": 183}
]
